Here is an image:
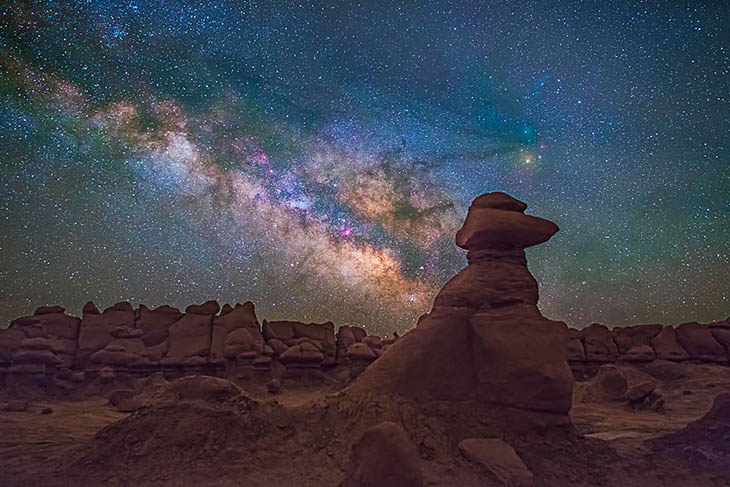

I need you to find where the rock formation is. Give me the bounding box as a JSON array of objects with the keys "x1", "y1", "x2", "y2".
[
  {"x1": 345, "y1": 192, "x2": 575, "y2": 431},
  {"x1": 0, "y1": 300, "x2": 384, "y2": 390}
]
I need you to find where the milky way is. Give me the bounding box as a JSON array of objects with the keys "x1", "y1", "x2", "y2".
[{"x1": 1, "y1": 2, "x2": 728, "y2": 335}]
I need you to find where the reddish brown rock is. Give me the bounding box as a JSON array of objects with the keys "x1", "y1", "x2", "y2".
[
  {"x1": 351, "y1": 327, "x2": 366, "y2": 342},
  {"x1": 137, "y1": 305, "x2": 183, "y2": 348},
  {"x1": 582, "y1": 324, "x2": 619, "y2": 362},
  {"x1": 710, "y1": 322, "x2": 730, "y2": 358},
  {"x1": 622, "y1": 344, "x2": 655, "y2": 362},
  {"x1": 346, "y1": 342, "x2": 377, "y2": 362},
  {"x1": 0, "y1": 327, "x2": 30, "y2": 363},
  {"x1": 652, "y1": 392, "x2": 730, "y2": 471},
  {"x1": 82, "y1": 301, "x2": 100, "y2": 315},
  {"x1": 264, "y1": 320, "x2": 336, "y2": 364},
  {"x1": 280, "y1": 340, "x2": 324, "y2": 368},
  {"x1": 675, "y1": 322, "x2": 727, "y2": 362},
  {"x1": 459, "y1": 437, "x2": 534, "y2": 487},
  {"x1": 337, "y1": 326, "x2": 356, "y2": 349},
  {"x1": 611, "y1": 324, "x2": 663, "y2": 355},
  {"x1": 163, "y1": 312, "x2": 213, "y2": 365},
  {"x1": 347, "y1": 192, "x2": 573, "y2": 430},
  {"x1": 343, "y1": 422, "x2": 423, "y2": 487},
  {"x1": 78, "y1": 305, "x2": 135, "y2": 366},
  {"x1": 34, "y1": 305, "x2": 65, "y2": 315},
  {"x1": 470, "y1": 307, "x2": 574, "y2": 413},
  {"x1": 651, "y1": 326, "x2": 690, "y2": 361},
  {"x1": 455, "y1": 193, "x2": 558, "y2": 251},
  {"x1": 185, "y1": 300, "x2": 220, "y2": 315},
  {"x1": 567, "y1": 329, "x2": 585, "y2": 361},
  {"x1": 209, "y1": 302, "x2": 262, "y2": 364}
]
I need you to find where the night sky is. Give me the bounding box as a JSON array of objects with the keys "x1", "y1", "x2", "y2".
[{"x1": 1, "y1": 1, "x2": 728, "y2": 335}]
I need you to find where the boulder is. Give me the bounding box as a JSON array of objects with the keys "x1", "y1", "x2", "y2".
[
  {"x1": 675, "y1": 322, "x2": 727, "y2": 362},
  {"x1": 337, "y1": 326, "x2": 356, "y2": 349},
  {"x1": 167, "y1": 375, "x2": 242, "y2": 402},
  {"x1": 582, "y1": 324, "x2": 619, "y2": 362},
  {"x1": 137, "y1": 305, "x2": 182, "y2": 348},
  {"x1": 185, "y1": 300, "x2": 220, "y2": 315},
  {"x1": 651, "y1": 326, "x2": 690, "y2": 361},
  {"x1": 346, "y1": 343, "x2": 377, "y2": 362},
  {"x1": 611, "y1": 324, "x2": 662, "y2": 354},
  {"x1": 164, "y1": 313, "x2": 213, "y2": 364},
  {"x1": 459, "y1": 438, "x2": 534, "y2": 487},
  {"x1": 34, "y1": 305, "x2": 65, "y2": 315},
  {"x1": 280, "y1": 341, "x2": 324, "y2": 368},
  {"x1": 78, "y1": 306, "x2": 135, "y2": 365},
  {"x1": 622, "y1": 344, "x2": 655, "y2": 362},
  {"x1": 209, "y1": 302, "x2": 261, "y2": 364},
  {"x1": 583, "y1": 364, "x2": 628, "y2": 401},
  {"x1": 455, "y1": 198, "x2": 558, "y2": 251},
  {"x1": 343, "y1": 422, "x2": 423, "y2": 487},
  {"x1": 470, "y1": 308, "x2": 574, "y2": 413}
]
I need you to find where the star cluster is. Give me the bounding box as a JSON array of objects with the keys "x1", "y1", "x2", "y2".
[{"x1": 1, "y1": 1, "x2": 727, "y2": 334}]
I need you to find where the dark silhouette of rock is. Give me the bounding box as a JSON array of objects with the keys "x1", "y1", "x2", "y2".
[
  {"x1": 185, "y1": 300, "x2": 220, "y2": 315},
  {"x1": 343, "y1": 421, "x2": 423, "y2": 487},
  {"x1": 34, "y1": 305, "x2": 65, "y2": 315}
]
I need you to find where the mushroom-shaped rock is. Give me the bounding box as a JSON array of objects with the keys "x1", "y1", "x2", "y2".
[
  {"x1": 280, "y1": 341, "x2": 324, "y2": 367},
  {"x1": 346, "y1": 192, "x2": 574, "y2": 431},
  {"x1": 456, "y1": 193, "x2": 557, "y2": 251},
  {"x1": 343, "y1": 422, "x2": 423, "y2": 487},
  {"x1": 185, "y1": 300, "x2": 220, "y2": 315},
  {"x1": 34, "y1": 305, "x2": 65, "y2": 315}
]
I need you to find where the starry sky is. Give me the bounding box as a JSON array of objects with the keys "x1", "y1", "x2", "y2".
[{"x1": 1, "y1": 1, "x2": 728, "y2": 335}]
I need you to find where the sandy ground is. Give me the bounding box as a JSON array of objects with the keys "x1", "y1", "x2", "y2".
[{"x1": 0, "y1": 362, "x2": 729, "y2": 486}]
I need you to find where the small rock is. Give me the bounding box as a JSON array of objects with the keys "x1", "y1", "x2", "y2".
[
  {"x1": 41, "y1": 407, "x2": 53, "y2": 415},
  {"x1": 343, "y1": 421, "x2": 423, "y2": 487},
  {"x1": 459, "y1": 438, "x2": 534, "y2": 487}
]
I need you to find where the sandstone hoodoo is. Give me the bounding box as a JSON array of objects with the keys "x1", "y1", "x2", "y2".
[{"x1": 346, "y1": 192, "x2": 574, "y2": 430}]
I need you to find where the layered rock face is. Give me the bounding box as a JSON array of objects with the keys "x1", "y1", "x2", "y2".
[
  {"x1": 567, "y1": 317, "x2": 730, "y2": 378},
  {"x1": 347, "y1": 192, "x2": 574, "y2": 426},
  {"x1": 0, "y1": 301, "x2": 383, "y2": 389}
]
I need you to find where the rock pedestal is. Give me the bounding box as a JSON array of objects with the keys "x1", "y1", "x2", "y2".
[{"x1": 347, "y1": 192, "x2": 574, "y2": 430}]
